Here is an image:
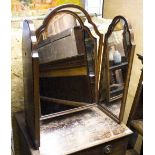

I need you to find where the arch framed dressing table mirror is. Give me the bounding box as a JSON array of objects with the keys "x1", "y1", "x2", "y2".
[{"x1": 15, "y1": 4, "x2": 135, "y2": 155}]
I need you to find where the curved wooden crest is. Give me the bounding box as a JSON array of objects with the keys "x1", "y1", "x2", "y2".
[{"x1": 36, "y1": 4, "x2": 102, "y2": 39}]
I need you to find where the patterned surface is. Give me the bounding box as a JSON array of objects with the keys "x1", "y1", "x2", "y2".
[{"x1": 40, "y1": 106, "x2": 131, "y2": 155}]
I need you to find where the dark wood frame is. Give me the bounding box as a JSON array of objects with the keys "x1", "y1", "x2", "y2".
[{"x1": 22, "y1": 20, "x2": 40, "y2": 148}]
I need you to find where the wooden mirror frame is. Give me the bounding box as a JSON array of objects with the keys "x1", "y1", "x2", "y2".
[
  {"x1": 36, "y1": 4, "x2": 104, "y2": 102},
  {"x1": 22, "y1": 4, "x2": 103, "y2": 148},
  {"x1": 98, "y1": 16, "x2": 135, "y2": 123}
]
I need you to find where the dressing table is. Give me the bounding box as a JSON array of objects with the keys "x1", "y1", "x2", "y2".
[{"x1": 16, "y1": 4, "x2": 135, "y2": 155}]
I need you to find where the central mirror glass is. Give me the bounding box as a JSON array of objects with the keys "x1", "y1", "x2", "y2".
[{"x1": 37, "y1": 11, "x2": 99, "y2": 116}]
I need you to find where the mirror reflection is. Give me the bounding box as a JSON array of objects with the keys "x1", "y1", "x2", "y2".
[
  {"x1": 38, "y1": 11, "x2": 98, "y2": 116},
  {"x1": 99, "y1": 18, "x2": 132, "y2": 119}
]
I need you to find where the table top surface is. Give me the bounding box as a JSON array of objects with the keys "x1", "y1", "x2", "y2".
[{"x1": 16, "y1": 106, "x2": 132, "y2": 155}]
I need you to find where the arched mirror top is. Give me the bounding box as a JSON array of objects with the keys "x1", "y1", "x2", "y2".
[
  {"x1": 35, "y1": 4, "x2": 103, "y2": 43},
  {"x1": 103, "y1": 16, "x2": 135, "y2": 58}
]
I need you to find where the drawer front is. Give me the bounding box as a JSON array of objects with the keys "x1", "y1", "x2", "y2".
[{"x1": 72, "y1": 136, "x2": 130, "y2": 155}]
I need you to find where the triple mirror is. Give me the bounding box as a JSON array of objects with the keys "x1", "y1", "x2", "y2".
[
  {"x1": 37, "y1": 11, "x2": 135, "y2": 122},
  {"x1": 22, "y1": 4, "x2": 135, "y2": 148}
]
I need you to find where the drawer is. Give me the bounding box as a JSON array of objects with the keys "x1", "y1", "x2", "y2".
[{"x1": 72, "y1": 135, "x2": 130, "y2": 155}]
